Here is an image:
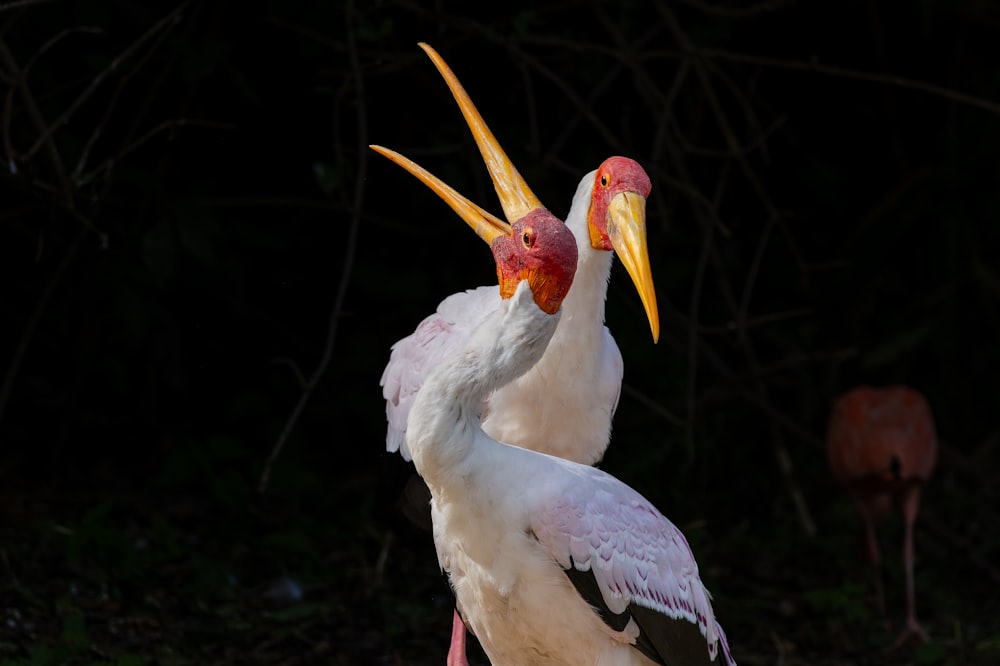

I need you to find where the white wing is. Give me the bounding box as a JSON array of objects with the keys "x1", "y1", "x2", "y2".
[
  {"x1": 531, "y1": 464, "x2": 735, "y2": 665},
  {"x1": 380, "y1": 285, "x2": 502, "y2": 460}
]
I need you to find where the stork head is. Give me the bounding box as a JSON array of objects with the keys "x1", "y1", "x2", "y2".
[
  {"x1": 370, "y1": 145, "x2": 577, "y2": 315},
  {"x1": 416, "y1": 43, "x2": 659, "y2": 341},
  {"x1": 491, "y1": 207, "x2": 578, "y2": 312},
  {"x1": 587, "y1": 156, "x2": 659, "y2": 343},
  {"x1": 370, "y1": 42, "x2": 581, "y2": 314}
]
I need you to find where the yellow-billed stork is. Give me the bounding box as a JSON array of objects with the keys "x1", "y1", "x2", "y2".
[
  {"x1": 378, "y1": 147, "x2": 736, "y2": 665},
  {"x1": 380, "y1": 43, "x2": 659, "y2": 468},
  {"x1": 376, "y1": 44, "x2": 661, "y2": 662}
]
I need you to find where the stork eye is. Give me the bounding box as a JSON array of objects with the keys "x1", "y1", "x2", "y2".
[
  {"x1": 521, "y1": 228, "x2": 535, "y2": 248},
  {"x1": 600, "y1": 174, "x2": 609, "y2": 187}
]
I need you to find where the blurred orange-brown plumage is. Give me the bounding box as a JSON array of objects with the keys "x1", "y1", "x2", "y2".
[{"x1": 826, "y1": 384, "x2": 938, "y2": 648}]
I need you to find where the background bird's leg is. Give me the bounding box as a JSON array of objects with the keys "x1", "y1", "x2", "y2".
[
  {"x1": 446, "y1": 609, "x2": 469, "y2": 666},
  {"x1": 853, "y1": 494, "x2": 887, "y2": 624},
  {"x1": 890, "y1": 485, "x2": 930, "y2": 649}
]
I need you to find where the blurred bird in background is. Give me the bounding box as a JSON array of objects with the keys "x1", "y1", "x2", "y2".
[{"x1": 826, "y1": 384, "x2": 938, "y2": 647}]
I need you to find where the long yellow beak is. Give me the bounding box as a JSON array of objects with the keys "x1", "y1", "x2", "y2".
[
  {"x1": 418, "y1": 42, "x2": 543, "y2": 224},
  {"x1": 370, "y1": 144, "x2": 510, "y2": 245},
  {"x1": 607, "y1": 191, "x2": 660, "y2": 343}
]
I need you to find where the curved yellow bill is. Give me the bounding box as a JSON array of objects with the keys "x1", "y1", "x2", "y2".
[
  {"x1": 418, "y1": 42, "x2": 543, "y2": 224},
  {"x1": 370, "y1": 144, "x2": 510, "y2": 245},
  {"x1": 607, "y1": 191, "x2": 660, "y2": 343}
]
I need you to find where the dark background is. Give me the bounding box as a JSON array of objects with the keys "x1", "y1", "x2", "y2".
[{"x1": 1, "y1": 0, "x2": 998, "y2": 664}]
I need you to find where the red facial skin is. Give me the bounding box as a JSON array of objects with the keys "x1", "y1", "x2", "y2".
[
  {"x1": 492, "y1": 208, "x2": 578, "y2": 315},
  {"x1": 587, "y1": 156, "x2": 652, "y2": 251}
]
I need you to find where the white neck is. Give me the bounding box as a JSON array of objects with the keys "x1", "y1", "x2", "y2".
[
  {"x1": 520, "y1": 170, "x2": 611, "y2": 390},
  {"x1": 407, "y1": 282, "x2": 561, "y2": 490},
  {"x1": 560, "y1": 170, "x2": 612, "y2": 335},
  {"x1": 476, "y1": 171, "x2": 617, "y2": 464}
]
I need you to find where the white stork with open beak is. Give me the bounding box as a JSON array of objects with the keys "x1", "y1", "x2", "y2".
[
  {"x1": 377, "y1": 146, "x2": 736, "y2": 664},
  {"x1": 380, "y1": 42, "x2": 659, "y2": 468},
  {"x1": 377, "y1": 43, "x2": 663, "y2": 664}
]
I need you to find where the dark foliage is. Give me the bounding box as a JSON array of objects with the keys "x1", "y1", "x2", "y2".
[{"x1": 1, "y1": 0, "x2": 998, "y2": 664}]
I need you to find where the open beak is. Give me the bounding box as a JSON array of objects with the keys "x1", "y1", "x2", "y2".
[
  {"x1": 370, "y1": 144, "x2": 511, "y2": 245},
  {"x1": 607, "y1": 191, "x2": 660, "y2": 343},
  {"x1": 418, "y1": 42, "x2": 544, "y2": 224}
]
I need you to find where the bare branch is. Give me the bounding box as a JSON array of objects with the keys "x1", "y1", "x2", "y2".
[
  {"x1": 271, "y1": 358, "x2": 308, "y2": 391},
  {"x1": 22, "y1": 26, "x2": 102, "y2": 78},
  {"x1": 674, "y1": 0, "x2": 794, "y2": 20},
  {"x1": 0, "y1": 224, "x2": 85, "y2": 426},
  {"x1": 24, "y1": 1, "x2": 190, "y2": 162},
  {"x1": 620, "y1": 383, "x2": 684, "y2": 429},
  {"x1": 0, "y1": 36, "x2": 73, "y2": 204},
  {"x1": 736, "y1": 213, "x2": 777, "y2": 345},
  {"x1": 0, "y1": 0, "x2": 53, "y2": 13},
  {"x1": 72, "y1": 3, "x2": 190, "y2": 183},
  {"x1": 507, "y1": 44, "x2": 621, "y2": 152},
  {"x1": 697, "y1": 46, "x2": 1000, "y2": 117},
  {"x1": 259, "y1": 0, "x2": 368, "y2": 492},
  {"x1": 697, "y1": 307, "x2": 815, "y2": 334},
  {"x1": 76, "y1": 118, "x2": 235, "y2": 186},
  {"x1": 646, "y1": 0, "x2": 817, "y2": 534}
]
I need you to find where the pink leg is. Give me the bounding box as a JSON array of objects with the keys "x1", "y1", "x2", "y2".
[
  {"x1": 890, "y1": 487, "x2": 930, "y2": 649},
  {"x1": 855, "y1": 496, "x2": 887, "y2": 621},
  {"x1": 446, "y1": 608, "x2": 470, "y2": 666}
]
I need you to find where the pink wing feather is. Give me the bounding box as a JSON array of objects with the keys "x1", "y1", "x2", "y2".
[
  {"x1": 381, "y1": 285, "x2": 502, "y2": 460},
  {"x1": 532, "y1": 465, "x2": 735, "y2": 665}
]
